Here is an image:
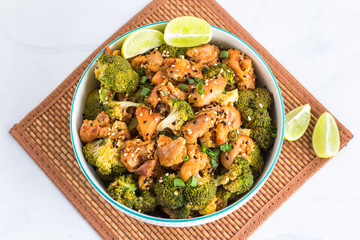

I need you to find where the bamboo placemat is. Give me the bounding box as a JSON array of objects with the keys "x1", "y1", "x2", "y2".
[{"x1": 10, "y1": 0, "x2": 353, "y2": 239}]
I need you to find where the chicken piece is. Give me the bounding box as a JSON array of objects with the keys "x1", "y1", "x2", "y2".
[
  {"x1": 165, "y1": 58, "x2": 203, "y2": 83},
  {"x1": 120, "y1": 139, "x2": 156, "y2": 172},
  {"x1": 188, "y1": 76, "x2": 227, "y2": 107},
  {"x1": 138, "y1": 160, "x2": 165, "y2": 190},
  {"x1": 130, "y1": 50, "x2": 164, "y2": 78},
  {"x1": 220, "y1": 135, "x2": 255, "y2": 169},
  {"x1": 156, "y1": 135, "x2": 173, "y2": 148},
  {"x1": 109, "y1": 121, "x2": 130, "y2": 140},
  {"x1": 157, "y1": 137, "x2": 187, "y2": 167},
  {"x1": 135, "y1": 105, "x2": 163, "y2": 140},
  {"x1": 79, "y1": 111, "x2": 112, "y2": 142},
  {"x1": 147, "y1": 82, "x2": 186, "y2": 115},
  {"x1": 201, "y1": 101, "x2": 221, "y2": 113},
  {"x1": 227, "y1": 49, "x2": 255, "y2": 90},
  {"x1": 199, "y1": 128, "x2": 217, "y2": 148},
  {"x1": 134, "y1": 159, "x2": 156, "y2": 176},
  {"x1": 182, "y1": 111, "x2": 217, "y2": 143},
  {"x1": 186, "y1": 44, "x2": 220, "y2": 67},
  {"x1": 180, "y1": 144, "x2": 209, "y2": 182},
  {"x1": 216, "y1": 105, "x2": 241, "y2": 146},
  {"x1": 151, "y1": 70, "x2": 168, "y2": 85}
]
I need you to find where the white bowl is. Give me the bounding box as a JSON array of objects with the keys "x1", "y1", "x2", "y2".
[{"x1": 70, "y1": 21, "x2": 285, "y2": 227}]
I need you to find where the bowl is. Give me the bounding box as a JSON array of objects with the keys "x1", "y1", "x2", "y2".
[{"x1": 70, "y1": 21, "x2": 285, "y2": 227}]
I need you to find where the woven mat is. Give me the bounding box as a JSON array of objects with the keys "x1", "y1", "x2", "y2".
[{"x1": 10, "y1": 0, "x2": 353, "y2": 239}]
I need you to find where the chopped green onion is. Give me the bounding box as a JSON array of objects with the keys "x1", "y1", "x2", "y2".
[
  {"x1": 137, "y1": 68, "x2": 144, "y2": 76},
  {"x1": 228, "y1": 130, "x2": 238, "y2": 141},
  {"x1": 183, "y1": 155, "x2": 189, "y2": 161},
  {"x1": 160, "y1": 90, "x2": 168, "y2": 96},
  {"x1": 195, "y1": 78, "x2": 204, "y2": 84},
  {"x1": 212, "y1": 148, "x2": 220, "y2": 159},
  {"x1": 174, "y1": 178, "x2": 185, "y2": 187},
  {"x1": 187, "y1": 78, "x2": 195, "y2": 84},
  {"x1": 189, "y1": 176, "x2": 198, "y2": 187},
  {"x1": 222, "y1": 90, "x2": 226, "y2": 94},
  {"x1": 219, "y1": 50, "x2": 229, "y2": 59},
  {"x1": 159, "y1": 131, "x2": 167, "y2": 135},
  {"x1": 140, "y1": 76, "x2": 147, "y2": 84},
  {"x1": 268, "y1": 125, "x2": 277, "y2": 133},
  {"x1": 100, "y1": 139, "x2": 105, "y2": 146},
  {"x1": 219, "y1": 143, "x2": 232, "y2": 152},
  {"x1": 271, "y1": 133, "x2": 277, "y2": 138},
  {"x1": 201, "y1": 142, "x2": 208, "y2": 153},
  {"x1": 172, "y1": 135, "x2": 179, "y2": 140},
  {"x1": 210, "y1": 158, "x2": 219, "y2": 169},
  {"x1": 202, "y1": 66, "x2": 208, "y2": 72},
  {"x1": 179, "y1": 84, "x2": 187, "y2": 91},
  {"x1": 140, "y1": 87, "x2": 151, "y2": 96},
  {"x1": 196, "y1": 82, "x2": 205, "y2": 95}
]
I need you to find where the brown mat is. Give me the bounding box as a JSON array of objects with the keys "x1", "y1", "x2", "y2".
[{"x1": 10, "y1": 0, "x2": 353, "y2": 239}]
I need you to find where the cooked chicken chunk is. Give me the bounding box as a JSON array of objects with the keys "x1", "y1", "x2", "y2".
[
  {"x1": 188, "y1": 76, "x2": 227, "y2": 107},
  {"x1": 227, "y1": 49, "x2": 255, "y2": 90},
  {"x1": 216, "y1": 105, "x2": 241, "y2": 146},
  {"x1": 120, "y1": 139, "x2": 156, "y2": 172},
  {"x1": 130, "y1": 50, "x2": 164, "y2": 78},
  {"x1": 186, "y1": 44, "x2": 220, "y2": 67},
  {"x1": 134, "y1": 159, "x2": 157, "y2": 176},
  {"x1": 108, "y1": 121, "x2": 130, "y2": 140},
  {"x1": 199, "y1": 128, "x2": 217, "y2": 148},
  {"x1": 182, "y1": 111, "x2": 217, "y2": 143},
  {"x1": 165, "y1": 58, "x2": 203, "y2": 82},
  {"x1": 135, "y1": 105, "x2": 163, "y2": 140},
  {"x1": 220, "y1": 135, "x2": 254, "y2": 169},
  {"x1": 180, "y1": 144, "x2": 210, "y2": 182},
  {"x1": 138, "y1": 160, "x2": 165, "y2": 190},
  {"x1": 79, "y1": 111, "x2": 112, "y2": 142},
  {"x1": 157, "y1": 137, "x2": 187, "y2": 167}
]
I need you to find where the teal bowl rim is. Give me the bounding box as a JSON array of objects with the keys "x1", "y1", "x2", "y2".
[{"x1": 70, "y1": 21, "x2": 285, "y2": 223}]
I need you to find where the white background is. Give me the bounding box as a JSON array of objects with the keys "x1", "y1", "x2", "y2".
[{"x1": 1, "y1": 0, "x2": 359, "y2": 239}]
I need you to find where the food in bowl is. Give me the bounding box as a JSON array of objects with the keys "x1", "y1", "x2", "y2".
[{"x1": 78, "y1": 37, "x2": 277, "y2": 219}]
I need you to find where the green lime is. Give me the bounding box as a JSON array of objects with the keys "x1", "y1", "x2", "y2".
[
  {"x1": 312, "y1": 112, "x2": 340, "y2": 158},
  {"x1": 284, "y1": 104, "x2": 311, "y2": 141},
  {"x1": 121, "y1": 29, "x2": 164, "y2": 59},
  {"x1": 164, "y1": 16, "x2": 213, "y2": 47}
]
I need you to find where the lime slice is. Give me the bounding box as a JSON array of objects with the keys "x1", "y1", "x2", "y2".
[
  {"x1": 164, "y1": 16, "x2": 213, "y2": 47},
  {"x1": 312, "y1": 112, "x2": 340, "y2": 158},
  {"x1": 284, "y1": 104, "x2": 311, "y2": 141},
  {"x1": 121, "y1": 29, "x2": 164, "y2": 59}
]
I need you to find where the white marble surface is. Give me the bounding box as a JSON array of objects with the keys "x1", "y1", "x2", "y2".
[{"x1": 0, "y1": 0, "x2": 359, "y2": 239}]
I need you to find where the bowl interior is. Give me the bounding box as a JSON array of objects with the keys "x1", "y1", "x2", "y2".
[{"x1": 70, "y1": 22, "x2": 284, "y2": 227}]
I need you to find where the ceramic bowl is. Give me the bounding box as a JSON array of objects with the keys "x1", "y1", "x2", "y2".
[{"x1": 70, "y1": 21, "x2": 285, "y2": 227}]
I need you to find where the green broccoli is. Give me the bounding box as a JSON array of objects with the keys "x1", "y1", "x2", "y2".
[
  {"x1": 253, "y1": 87, "x2": 273, "y2": 110},
  {"x1": 99, "y1": 85, "x2": 115, "y2": 103},
  {"x1": 159, "y1": 44, "x2": 188, "y2": 58},
  {"x1": 250, "y1": 127, "x2": 275, "y2": 151},
  {"x1": 219, "y1": 89, "x2": 239, "y2": 106},
  {"x1": 134, "y1": 190, "x2": 157, "y2": 213},
  {"x1": 156, "y1": 98, "x2": 194, "y2": 134},
  {"x1": 203, "y1": 64, "x2": 236, "y2": 86},
  {"x1": 103, "y1": 100, "x2": 142, "y2": 121},
  {"x1": 95, "y1": 54, "x2": 139, "y2": 95},
  {"x1": 83, "y1": 89, "x2": 105, "y2": 120},
  {"x1": 154, "y1": 174, "x2": 185, "y2": 209},
  {"x1": 215, "y1": 186, "x2": 232, "y2": 210},
  {"x1": 222, "y1": 157, "x2": 254, "y2": 195},
  {"x1": 184, "y1": 179, "x2": 217, "y2": 210},
  {"x1": 82, "y1": 138, "x2": 126, "y2": 176},
  {"x1": 247, "y1": 143, "x2": 264, "y2": 178},
  {"x1": 107, "y1": 174, "x2": 138, "y2": 208},
  {"x1": 170, "y1": 206, "x2": 191, "y2": 219},
  {"x1": 198, "y1": 196, "x2": 217, "y2": 215}
]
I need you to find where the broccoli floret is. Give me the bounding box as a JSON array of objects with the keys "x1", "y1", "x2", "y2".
[
  {"x1": 170, "y1": 206, "x2": 191, "y2": 219},
  {"x1": 198, "y1": 196, "x2": 217, "y2": 215},
  {"x1": 95, "y1": 54, "x2": 139, "y2": 95},
  {"x1": 103, "y1": 100, "x2": 142, "y2": 121},
  {"x1": 82, "y1": 138, "x2": 126, "y2": 176},
  {"x1": 156, "y1": 99, "x2": 194, "y2": 134},
  {"x1": 134, "y1": 190, "x2": 157, "y2": 213},
  {"x1": 99, "y1": 85, "x2": 115, "y2": 103},
  {"x1": 236, "y1": 88, "x2": 273, "y2": 128},
  {"x1": 203, "y1": 64, "x2": 236, "y2": 86},
  {"x1": 253, "y1": 87, "x2": 273, "y2": 110},
  {"x1": 83, "y1": 89, "x2": 105, "y2": 120},
  {"x1": 108, "y1": 174, "x2": 138, "y2": 208},
  {"x1": 184, "y1": 179, "x2": 217, "y2": 210},
  {"x1": 247, "y1": 143, "x2": 264, "y2": 178},
  {"x1": 159, "y1": 44, "x2": 188, "y2": 58},
  {"x1": 250, "y1": 127, "x2": 275, "y2": 151},
  {"x1": 222, "y1": 157, "x2": 254, "y2": 195},
  {"x1": 215, "y1": 187, "x2": 232, "y2": 210},
  {"x1": 154, "y1": 174, "x2": 185, "y2": 209}
]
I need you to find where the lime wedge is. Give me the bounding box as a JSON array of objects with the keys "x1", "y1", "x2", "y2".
[
  {"x1": 284, "y1": 104, "x2": 311, "y2": 141},
  {"x1": 164, "y1": 16, "x2": 213, "y2": 47},
  {"x1": 312, "y1": 112, "x2": 340, "y2": 158},
  {"x1": 121, "y1": 29, "x2": 164, "y2": 59}
]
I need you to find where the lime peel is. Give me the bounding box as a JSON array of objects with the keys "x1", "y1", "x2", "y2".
[{"x1": 284, "y1": 104, "x2": 311, "y2": 141}]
